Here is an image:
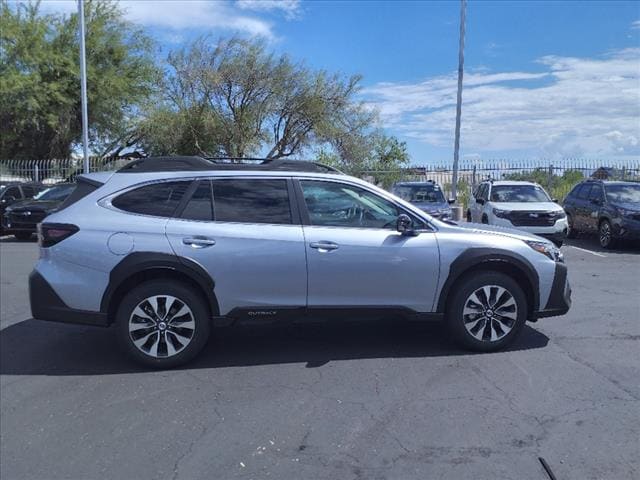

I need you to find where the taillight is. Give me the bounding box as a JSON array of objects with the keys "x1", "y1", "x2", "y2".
[{"x1": 38, "y1": 223, "x2": 79, "y2": 248}]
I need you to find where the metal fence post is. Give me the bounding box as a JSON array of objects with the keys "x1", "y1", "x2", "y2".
[{"x1": 548, "y1": 164, "x2": 554, "y2": 191}]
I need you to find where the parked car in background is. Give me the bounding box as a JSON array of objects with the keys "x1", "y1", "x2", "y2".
[
  {"x1": 391, "y1": 181, "x2": 453, "y2": 220},
  {"x1": 467, "y1": 180, "x2": 568, "y2": 246},
  {"x1": 2, "y1": 183, "x2": 76, "y2": 240},
  {"x1": 563, "y1": 180, "x2": 640, "y2": 248},
  {"x1": 29, "y1": 156, "x2": 570, "y2": 368},
  {"x1": 0, "y1": 182, "x2": 43, "y2": 235}
]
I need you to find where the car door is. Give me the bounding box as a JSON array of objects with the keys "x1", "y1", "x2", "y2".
[
  {"x1": 574, "y1": 184, "x2": 594, "y2": 231},
  {"x1": 585, "y1": 183, "x2": 605, "y2": 232},
  {"x1": 165, "y1": 177, "x2": 307, "y2": 316},
  {"x1": 297, "y1": 178, "x2": 440, "y2": 313}
]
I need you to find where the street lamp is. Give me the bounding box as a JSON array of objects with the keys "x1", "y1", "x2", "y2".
[
  {"x1": 78, "y1": 0, "x2": 89, "y2": 173},
  {"x1": 451, "y1": 0, "x2": 466, "y2": 204}
]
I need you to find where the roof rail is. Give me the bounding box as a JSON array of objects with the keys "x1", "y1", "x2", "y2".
[{"x1": 116, "y1": 156, "x2": 342, "y2": 174}]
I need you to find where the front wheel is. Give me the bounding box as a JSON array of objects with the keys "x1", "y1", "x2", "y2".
[
  {"x1": 447, "y1": 272, "x2": 527, "y2": 352},
  {"x1": 116, "y1": 280, "x2": 211, "y2": 368},
  {"x1": 599, "y1": 219, "x2": 617, "y2": 249}
]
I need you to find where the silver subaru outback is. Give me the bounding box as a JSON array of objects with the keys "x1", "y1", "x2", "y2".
[{"x1": 29, "y1": 156, "x2": 571, "y2": 368}]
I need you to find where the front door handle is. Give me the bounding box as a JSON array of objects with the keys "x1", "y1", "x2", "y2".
[
  {"x1": 310, "y1": 241, "x2": 339, "y2": 252},
  {"x1": 182, "y1": 236, "x2": 216, "y2": 248}
]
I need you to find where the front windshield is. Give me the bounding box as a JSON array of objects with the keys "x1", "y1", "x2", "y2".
[
  {"x1": 605, "y1": 184, "x2": 640, "y2": 203},
  {"x1": 490, "y1": 185, "x2": 550, "y2": 203},
  {"x1": 393, "y1": 184, "x2": 446, "y2": 203},
  {"x1": 33, "y1": 184, "x2": 75, "y2": 201}
]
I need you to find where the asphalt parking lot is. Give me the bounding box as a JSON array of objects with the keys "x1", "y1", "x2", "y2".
[{"x1": 1, "y1": 236, "x2": 638, "y2": 480}]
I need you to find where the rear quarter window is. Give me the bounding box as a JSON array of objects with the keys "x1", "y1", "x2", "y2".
[{"x1": 112, "y1": 181, "x2": 191, "y2": 217}]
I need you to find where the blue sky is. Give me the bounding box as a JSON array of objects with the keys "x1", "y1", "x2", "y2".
[{"x1": 39, "y1": 1, "x2": 640, "y2": 164}]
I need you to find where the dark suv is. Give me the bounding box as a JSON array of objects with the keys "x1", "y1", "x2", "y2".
[
  {"x1": 0, "y1": 182, "x2": 43, "y2": 236},
  {"x1": 563, "y1": 180, "x2": 640, "y2": 248}
]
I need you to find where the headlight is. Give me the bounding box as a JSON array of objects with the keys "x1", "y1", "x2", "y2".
[
  {"x1": 492, "y1": 208, "x2": 511, "y2": 218},
  {"x1": 552, "y1": 210, "x2": 566, "y2": 219},
  {"x1": 525, "y1": 240, "x2": 564, "y2": 262}
]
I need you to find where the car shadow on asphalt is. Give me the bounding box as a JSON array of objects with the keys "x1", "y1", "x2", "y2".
[{"x1": 0, "y1": 319, "x2": 549, "y2": 376}]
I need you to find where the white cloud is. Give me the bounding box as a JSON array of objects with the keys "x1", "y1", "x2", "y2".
[
  {"x1": 363, "y1": 49, "x2": 640, "y2": 158},
  {"x1": 36, "y1": 0, "x2": 279, "y2": 39},
  {"x1": 236, "y1": 0, "x2": 301, "y2": 19},
  {"x1": 632, "y1": 20, "x2": 640, "y2": 30}
]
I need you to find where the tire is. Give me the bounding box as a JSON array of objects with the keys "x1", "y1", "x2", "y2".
[
  {"x1": 598, "y1": 219, "x2": 617, "y2": 249},
  {"x1": 481, "y1": 214, "x2": 489, "y2": 224},
  {"x1": 115, "y1": 280, "x2": 211, "y2": 368},
  {"x1": 466, "y1": 211, "x2": 472, "y2": 222},
  {"x1": 446, "y1": 272, "x2": 527, "y2": 352},
  {"x1": 14, "y1": 232, "x2": 33, "y2": 241},
  {"x1": 565, "y1": 213, "x2": 577, "y2": 239}
]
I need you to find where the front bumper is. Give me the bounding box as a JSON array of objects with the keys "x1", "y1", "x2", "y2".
[
  {"x1": 613, "y1": 217, "x2": 640, "y2": 240},
  {"x1": 532, "y1": 263, "x2": 571, "y2": 319},
  {"x1": 29, "y1": 270, "x2": 108, "y2": 326}
]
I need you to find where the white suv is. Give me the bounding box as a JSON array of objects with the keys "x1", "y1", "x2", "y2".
[{"x1": 467, "y1": 181, "x2": 568, "y2": 246}]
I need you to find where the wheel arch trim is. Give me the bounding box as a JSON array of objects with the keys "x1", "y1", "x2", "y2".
[
  {"x1": 100, "y1": 252, "x2": 219, "y2": 323},
  {"x1": 436, "y1": 248, "x2": 540, "y2": 315}
]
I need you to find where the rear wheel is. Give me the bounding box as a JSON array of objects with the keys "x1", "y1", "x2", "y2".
[
  {"x1": 466, "y1": 210, "x2": 472, "y2": 222},
  {"x1": 481, "y1": 214, "x2": 489, "y2": 224},
  {"x1": 116, "y1": 280, "x2": 211, "y2": 368},
  {"x1": 447, "y1": 272, "x2": 527, "y2": 352},
  {"x1": 599, "y1": 219, "x2": 617, "y2": 249},
  {"x1": 14, "y1": 232, "x2": 33, "y2": 241},
  {"x1": 566, "y1": 213, "x2": 577, "y2": 239}
]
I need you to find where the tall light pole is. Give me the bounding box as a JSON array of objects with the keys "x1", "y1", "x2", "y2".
[
  {"x1": 451, "y1": 0, "x2": 466, "y2": 202},
  {"x1": 78, "y1": 0, "x2": 90, "y2": 173}
]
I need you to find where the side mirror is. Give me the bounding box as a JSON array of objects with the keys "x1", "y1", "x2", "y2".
[
  {"x1": 476, "y1": 198, "x2": 485, "y2": 205},
  {"x1": 590, "y1": 198, "x2": 601, "y2": 205},
  {"x1": 396, "y1": 214, "x2": 416, "y2": 236},
  {"x1": 448, "y1": 198, "x2": 455, "y2": 204},
  {"x1": 552, "y1": 198, "x2": 558, "y2": 203}
]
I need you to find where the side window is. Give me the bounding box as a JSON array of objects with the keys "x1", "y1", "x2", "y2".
[
  {"x1": 21, "y1": 186, "x2": 35, "y2": 198},
  {"x1": 477, "y1": 183, "x2": 488, "y2": 201},
  {"x1": 576, "y1": 184, "x2": 591, "y2": 200},
  {"x1": 211, "y1": 179, "x2": 291, "y2": 224},
  {"x1": 181, "y1": 181, "x2": 213, "y2": 221},
  {"x1": 588, "y1": 184, "x2": 603, "y2": 202},
  {"x1": 4, "y1": 186, "x2": 22, "y2": 200},
  {"x1": 112, "y1": 181, "x2": 191, "y2": 217},
  {"x1": 300, "y1": 180, "x2": 400, "y2": 229}
]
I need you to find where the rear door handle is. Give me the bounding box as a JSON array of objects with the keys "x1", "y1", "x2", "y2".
[
  {"x1": 182, "y1": 236, "x2": 216, "y2": 248},
  {"x1": 309, "y1": 241, "x2": 339, "y2": 252}
]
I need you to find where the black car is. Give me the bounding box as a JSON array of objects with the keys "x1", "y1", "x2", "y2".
[
  {"x1": 2, "y1": 183, "x2": 76, "y2": 240},
  {"x1": 563, "y1": 180, "x2": 640, "y2": 248},
  {"x1": 0, "y1": 182, "x2": 44, "y2": 234}
]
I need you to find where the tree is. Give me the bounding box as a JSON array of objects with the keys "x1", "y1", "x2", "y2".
[
  {"x1": 0, "y1": 0, "x2": 158, "y2": 159},
  {"x1": 140, "y1": 37, "x2": 377, "y2": 162},
  {"x1": 318, "y1": 133, "x2": 411, "y2": 188}
]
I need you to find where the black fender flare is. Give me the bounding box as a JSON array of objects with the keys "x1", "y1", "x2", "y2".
[
  {"x1": 100, "y1": 252, "x2": 219, "y2": 321},
  {"x1": 436, "y1": 248, "x2": 540, "y2": 314}
]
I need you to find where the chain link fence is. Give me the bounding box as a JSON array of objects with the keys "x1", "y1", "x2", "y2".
[{"x1": 1, "y1": 157, "x2": 638, "y2": 211}]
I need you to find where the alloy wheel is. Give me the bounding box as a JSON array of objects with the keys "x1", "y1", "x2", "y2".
[
  {"x1": 462, "y1": 285, "x2": 518, "y2": 342},
  {"x1": 599, "y1": 221, "x2": 611, "y2": 248},
  {"x1": 128, "y1": 295, "x2": 195, "y2": 358}
]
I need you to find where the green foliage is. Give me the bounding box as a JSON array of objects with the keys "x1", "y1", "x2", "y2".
[
  {"x1": 140, "y1": 37, "x2": 384, "y2": 164},
  {"x1": 502, "y1": 168, "x2": 586, "y2": 201},
  {"x1": 319, "y1": 134, "x2": 411, "y2": 189},
  {"x1": 0, "y1": 0, "x2": 158, "y2": 159}
]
